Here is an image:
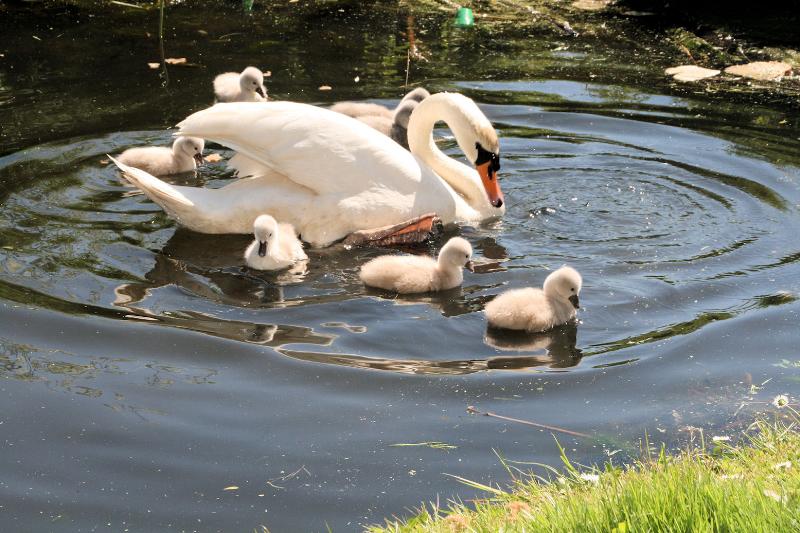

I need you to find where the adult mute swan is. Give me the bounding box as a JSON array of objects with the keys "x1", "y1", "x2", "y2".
[
  {"x1": 485, "y1": 267, "x2": 583, "y2": 332},
  {"x1": 244, "y1": 214, "x2": 307, "y2": 270},
  {"x1": 110, "y1": 92, "x2": 504, "y2": 247},
  {"x1": 359, "y1": 237, "x2": 472, "y2": 293}
]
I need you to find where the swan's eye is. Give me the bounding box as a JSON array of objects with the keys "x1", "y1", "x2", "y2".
[
  {"x1": 570, "y1": 288, "x2": 575, "y2": 292},
  {"x1": 475, "y1": 143, "x2": 501, "y2": 176}
]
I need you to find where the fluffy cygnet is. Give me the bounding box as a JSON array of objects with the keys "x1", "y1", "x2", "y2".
[
  {"x1": 485, "y1": 266, "x2": 583, "y2": 333},
  {"x1": 351, "y1": 98, "x2": 420, "y2": 149},
  {"x1": 331, "y1": 86, "x2": 429, "y2": 120},
  {"x1": 244, "y1": 215, "x2": 307, "y2": 271},
  {"x1": 117, "y1": 137, "x2": 205, "y2": 175},
  {"x1": 213, "y1": 66, "x2": 267, "y2": 102},
  {"x1": 359, "y1": 236, "x2": 472, "y2": 294}
]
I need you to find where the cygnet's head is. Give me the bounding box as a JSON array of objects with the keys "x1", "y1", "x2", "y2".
[
  {"x1": 542, "y1": 266, "x2": 583, "y2": 309},
  {"x1": 393, "y1": 99, "x2": 419, "y2": 129},
  {"x1": 240, "y1": 66, "x2": 266, "y2": 99},
  {"x1": 437, "y1": 237, "x2": 473, "y2": 269},
  {"x1": 400, "y1": 87, "x2": 430, "y2": 104},
  {"x1": 252, "y1": 214, "x2": 278, "y2": 257},
  {"x1": 174, "y1": 136, "x2": 205, "y2": 165}
]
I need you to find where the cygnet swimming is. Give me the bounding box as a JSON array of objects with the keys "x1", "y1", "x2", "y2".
[
  {"x1": 117, "y1": 137, "x2": 205, "y2": 175},
  {"x1": 353, "y1": 98, "x2": 420, "y2": 149},
  {"x1": 359, "y1": 236, "x2": 472, "y2": 294},
  {"x1": 485, "y1": 266, "x2": 583, "y2": 332},
  {"x1": 213, "y1": 66, "x2": 267, "y2": 102},
  {"x1": 244, "y1": 214, "x2": 307, "y2": 271}
]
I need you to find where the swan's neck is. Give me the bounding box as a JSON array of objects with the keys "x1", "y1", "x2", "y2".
[{"x1": 408, "y1": 98, "x2": 488, "y2": 210}]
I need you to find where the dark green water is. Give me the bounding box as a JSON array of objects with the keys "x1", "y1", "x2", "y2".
[{"x1": 2, "y1": 3, "x2": 800, "y2": 531}]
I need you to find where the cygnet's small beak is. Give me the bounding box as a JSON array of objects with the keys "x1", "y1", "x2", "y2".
[
  {"x1": 258, "y1": 241, "x2": 267, "y2": 257},
  {"x1": 256, "y1": 86, "x2": 266, "y2": 99},
  {"x1": 569, "y1": 294, "x2": 580, "y2": 309},
  {"x1": 465, "y1": 260, "x2": 474, "y2": 272},
  {"x1": 193, "y1": 153, "x2": 205, "y2": 166}
]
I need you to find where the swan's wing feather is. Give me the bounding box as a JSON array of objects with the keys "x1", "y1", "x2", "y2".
[
  {"x1": 108, "y1": 155, "x2": 194, "y2": 207},
  {"x1": 177, "y1": 102, "x2": 420, "y2": 196}
]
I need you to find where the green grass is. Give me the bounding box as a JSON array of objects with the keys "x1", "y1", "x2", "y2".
[{"x1": 368, "y1": 414, "x2": 800, "y2": 532}]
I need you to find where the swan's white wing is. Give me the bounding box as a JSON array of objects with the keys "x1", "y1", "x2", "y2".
[{"x1": 177, "y1": 102, "x2": 422, "y2": 196}]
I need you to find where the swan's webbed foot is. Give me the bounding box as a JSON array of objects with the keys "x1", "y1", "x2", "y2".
[{"x1": 343, "y1": 213, "x2": 442, "y2": 246}]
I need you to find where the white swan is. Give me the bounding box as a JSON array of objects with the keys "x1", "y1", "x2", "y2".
[
  {"x1": 109, "y1": 92, "x2": 504, "y2": 247},
  {"x1": 359, "y1": 237, "x2": 472, "y2": 293},
  {"x1": 117, "y1": 137, "x2": 205, "y2": 175},
  {"x1": 213, "y1": 67, "x2": 267, "y2": 102},
  {"x1": 244, "y1": 214, "x2": 307, "y2": 270},
  {"x1": 485, "y1": 267, "x2": 583, "y2": 332}
]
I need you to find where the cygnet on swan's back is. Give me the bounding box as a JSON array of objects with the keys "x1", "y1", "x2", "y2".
[
  {"x1": 213, "y1": 66, "x2": 267, "y2": 102},
  {"x1": 244, "y1": 214, "x2": 307, "y2": 271},
  {"x1": 117, "y1": 137, "x2": 205, "y2": 176},
  {"x1": 485, "y1": 266, "x2": 583, "y2": 332},
  {"x1": 331, "y1": 86, "x2": 429, "y2": 121},
  {"x1": 359, "y1": 236, "x2": 472, "y2": 294}
]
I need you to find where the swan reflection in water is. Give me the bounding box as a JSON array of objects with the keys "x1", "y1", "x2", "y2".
[
  {"x1": 113, "y1": 228, "x2": 310, "y2": 310},
  {"x1": 278, "y1": 323, "x2": 581, "y2": 376}
]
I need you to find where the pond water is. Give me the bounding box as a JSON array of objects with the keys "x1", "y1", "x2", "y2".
[{"x1": 2, "y1": 3, "x2": 800, "y2": 531}]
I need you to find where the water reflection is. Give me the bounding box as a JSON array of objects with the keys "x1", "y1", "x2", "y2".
[
  {"x1": 484, "y1": 323, "x2": 583, "y2": 369},
  {"x1": 278, "y1": 323, "x2": 581, "y2": 375}
]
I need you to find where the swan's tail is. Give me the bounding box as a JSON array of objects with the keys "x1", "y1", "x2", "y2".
[{"x1": 108, "y1": 155, "x2": 195, "y2": 220}]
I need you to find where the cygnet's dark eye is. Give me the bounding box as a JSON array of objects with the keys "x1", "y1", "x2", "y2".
[{"x1": 570, "y1": 288, "x2": 575, "y2": 292}]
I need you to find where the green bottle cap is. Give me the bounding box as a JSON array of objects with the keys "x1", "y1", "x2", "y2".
[{"x1": 454, "y1": 7, "x2": 474, "y2": 28}]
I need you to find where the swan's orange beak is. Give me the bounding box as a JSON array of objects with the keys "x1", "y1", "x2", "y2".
[{"x1": 477, "y1": 161, "x2": 504, "y2": 209}]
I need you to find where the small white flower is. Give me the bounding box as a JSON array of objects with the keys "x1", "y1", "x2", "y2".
[
  {"x1": 773, "y1": 461, "x2": 792, "y2": 470},
  {"x1": 712, "y1": 436, "x2": 731, "y2": 442},
  {"x1": 772, "y1": 395, "x2": 790, "y2": 408},
  {"x1": 579, "y1": 473, "x2": 600, "y2": 484}
]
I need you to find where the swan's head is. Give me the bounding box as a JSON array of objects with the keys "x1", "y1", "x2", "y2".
[
  {"x1": 542, "y1": 266, "x2": 583, "y2": 309},
  {"x1": 400, "y1": 87, "x2": 430, "y2": 104},
  {"x1": 240, "y1": 67, "x2": 267, "y2": 99},
  {"x1": 252, "y1": 214, "x2": 278, "y2": 256},
  {"x1": 173, "y1": 136, "x2": 205, "y2": 165},
  {"x1": 393, "y1": 99, "x2": 418, "y2": 129},
  {"x1": 438, "y1": 236, "x2": 473, "y2": 269}
]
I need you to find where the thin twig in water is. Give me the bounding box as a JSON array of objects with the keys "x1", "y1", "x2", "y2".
[
  {"x1": 467, "y1": 405, "x2": 590, "y2": 438},
  {"x1": 265, "y1": 465, "x2": 310, "y2": 490}
]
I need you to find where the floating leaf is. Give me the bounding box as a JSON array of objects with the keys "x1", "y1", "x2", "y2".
[
  {"x1": 223, "y1": 485, "x2": 239, "y2": 491},
  {"x1": 724, "y1": 61, "x2": 792, "y2": 81},
  {"x1": 204, "y1": 153, "x2": 223, "y2": 163},
  {"x1": 665, "y1": 65, "x2": 720, "y2": 82},
  {"x1": 164, "y1": 57, "x2": 187, "y2": 65},
  {"x1": 147, "y1": 62, "x2": 160, "y2": 69},
  {"x1": 318, "y1": 85, "x2": 332, "y2": 91}
]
